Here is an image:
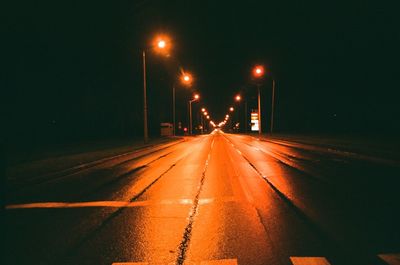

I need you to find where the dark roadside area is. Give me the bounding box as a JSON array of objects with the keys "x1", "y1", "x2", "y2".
[
  {"x1": 241, "y1": 132, "x2": 400, "y2": 163},
  {"x1": 3, "y1": 136, "x2": 184, "y2": 191}
]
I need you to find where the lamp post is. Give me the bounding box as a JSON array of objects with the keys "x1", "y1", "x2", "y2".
[
  {"x1": 235, "y1": 94, "x2": 246, "y2": 133},
  {"x1": 173, "y1": 72, "x2": 192, "y2": 136},
  {"x1": 201, "y1": 108, "x2": 206, "y2": 134},
  {"x1": 142, "y1": 51, "x2": 148, "y2": 143},
  {"x1": 189, "y1": 94, "x2": 199, "y2": 135},
  {"x1": 270, "y1": 79, "x2": 276, "y2": 134},
  {"x1": 252, "y1": 65, "x2": 265, "y2": 135},
  {"x1": 142, "y1": 35, "x2": 171, "y2": 143}
]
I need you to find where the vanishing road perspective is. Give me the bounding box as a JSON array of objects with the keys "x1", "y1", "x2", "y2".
[{"x1": 4, "y1": 131, "x2": 400, "y2": 265}]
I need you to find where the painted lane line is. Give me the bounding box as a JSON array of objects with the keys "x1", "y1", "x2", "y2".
[
  {"x1": 5, "y1": 197, "x2": 236, "y2": 209},
  {"x1": 378, "y1": 253, "x2": 400, "y2": 265},
  {"x1": 200, "y1": 258, "x2": 238, "y2": 264},
  {"x1": 290, "y1": 256, "x2": 331, "y2": 265}
]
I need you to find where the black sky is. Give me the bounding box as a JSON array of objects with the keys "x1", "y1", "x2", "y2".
[{"x1": 4, "y1": 0, "x2": 400, "y2": 147}]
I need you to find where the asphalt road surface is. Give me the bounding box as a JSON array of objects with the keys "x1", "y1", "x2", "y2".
[{"x1": 4, "y1": 131, "x2": 400, "y2": 265}]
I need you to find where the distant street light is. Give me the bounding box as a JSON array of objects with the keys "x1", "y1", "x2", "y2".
[
  {"x1": 189, "y1": 94, "x2": 200, "y2": 135},
  {"x1": 201, "y1": 108, "x2": 206, "y2": 112},
  {"x1": 142, "y1": 35, "x2": 171, "y2": 143},
  {"x1": 229, "y1": 107, "x2": 234, "y2": 112},
  {"x1": 252, "y1": 64, "x2": 265, "y2": 135},
  {"x1": 173, "y1": 70, "x2": 193, "y2": 136},
  {"x1": 235, "y1": 94, "x2": 246, "y2": 133}
]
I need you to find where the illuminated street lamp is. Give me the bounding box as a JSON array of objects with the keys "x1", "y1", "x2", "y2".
[
  {"x1": 229, "y1": 107, "x2": 234, "y2": 112},
  {"x1": 206, "y1": 115, "x2": 210, "y2": 119},
  {"x1": 189, "y1": 94, "x2": 200, "y2": 135},
  {"x1": 142, "y1": 35, "x2": 171, "y2": 143},
  {"x1": 252, "y1": 64, "x2": 265, "y2": 135},
  {"x1": 173, "y1": 70, "x2": 193, "y2": 136},
  {"x1": 234, "y1": 94, "x2": 246, "y2": 132},
  {"x1": 200, "y1": 108, "x2": 207, "y2": 134}
]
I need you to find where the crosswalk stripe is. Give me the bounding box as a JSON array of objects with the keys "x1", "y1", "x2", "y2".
[
  {"x1": 200, "y1": 259, "x2": 238, "y2": 265},
  {"x1": 290, "y1": 256, "x2": 331, "y2": 265},
  {"x1": 378, "y1": 253, "x2": 400, "y2": 265},
  {"x1": 112, "y1": 263, "x2": 148, "y2": 265}
]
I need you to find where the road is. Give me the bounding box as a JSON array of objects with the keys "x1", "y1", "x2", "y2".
[{"x1": 4, "y1": 131, "x2": 400, "y2": 265}]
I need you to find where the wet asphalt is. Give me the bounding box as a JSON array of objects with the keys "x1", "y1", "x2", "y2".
[{"x1": 4, "y1": 131, "x2": 400, "y2": 265}]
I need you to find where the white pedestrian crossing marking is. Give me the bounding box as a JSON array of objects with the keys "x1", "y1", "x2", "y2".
[
  {"x1": 290, "y1": 256, "x2": 331, "y2": 265},
  {"x1": 112, "y1": 263, "x2": 147, "y2": 265},
  {"x1": 200, "y1": 259, "x2": 238, "y2": 265},
  {"x1": 378, "y1": 253, "x2": 400, "y2": 265},
  {"x1": 112, "y1": 259, "x2": 238, "y2": 265}
]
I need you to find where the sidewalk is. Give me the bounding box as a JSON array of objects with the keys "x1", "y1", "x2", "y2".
[
  {"x1": 245, "y1": 133, "x2": 400, "y2": 161},
  {"x1": 6, "y1": 137, "x2": 183, "y2": 183}
]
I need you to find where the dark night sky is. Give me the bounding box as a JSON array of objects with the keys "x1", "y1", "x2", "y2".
[{"x1": 4, "y1": 0, "x2": 400, "y2": 146}]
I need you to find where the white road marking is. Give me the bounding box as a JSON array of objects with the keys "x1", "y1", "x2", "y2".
[
  {"x1": 290, "y1": 256, "x2": 331, "y2": 265},
  {"x1": 112, "y1": 262, "x2": 149, "y2": 265},
  {"x1": 200, "y1": 259, "x2": 238, "y2": 265},
  {"x1": 378, "y1": 253, "x2": 400, "y2": 265},
  {"x1": 5, "y1": 197, "x2": 236, "y2": 209}
]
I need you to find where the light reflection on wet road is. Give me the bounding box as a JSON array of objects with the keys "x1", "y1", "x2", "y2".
[{"x1": 4, "y1": 132, "x2": 400, "y2": 265}]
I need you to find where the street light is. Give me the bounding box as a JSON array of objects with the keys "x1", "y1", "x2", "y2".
[
  {"x1": 201, "y1": 108, "x2": 206, "y2": 112},
  {"x1": 252, "y1": 64, "x2": 265, "y2": 135},
  {"x1": 189, "y1": 93, "x2": 200, "y2": 135},
  {"x1": 142, "y1": 35, "x2": 171, "y2": 143},
  {"x1": 235, "y1": 94, "x2": 246, "y2": 133},
  {"x1": 173, "y1": 70, "x2": 193, "y2": 136},
  {"x1": 229, "y1": 107, "x2": 234, "y2": 112}
]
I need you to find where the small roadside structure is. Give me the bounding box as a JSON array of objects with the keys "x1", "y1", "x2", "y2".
[{"x1": 160, "y1": 123, "x2": 173, "y2": 136}]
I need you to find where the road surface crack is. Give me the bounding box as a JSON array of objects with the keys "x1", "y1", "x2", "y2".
[{"x1": 175, "y1": 139, "x2": 213, "y2": 265}]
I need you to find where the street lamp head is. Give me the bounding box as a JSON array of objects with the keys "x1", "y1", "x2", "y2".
[
  {"x1": 194, "y1": 94, "x2": 200, "y2": 100},
  {"x1": 153, "y1": 35, "x2": 171, "y2": 55},
  {"x1": 226, "y1": 114, "x2": 229, "y2": 118},
  {"x1": 204, "y1": 112, "x2": 208, "y2": 116},
  {"x1": 235, "y1": 95, "x2": 241, "y2": 101},
  {"x1": 180, "y1": 71, "x2": 193, "y2": 87},
  {"x1": 201, "y1": 108, "x2": 206, "y2": 112},
  {"x1": 229, "y1": 107, "x2": 234, "y2": 112},
  {"x1": 206, "y1": 115, "x2": 210, "y2": 119},
  {"x1": 157, "y1": 40, "x2": 166, "y2": 49},
  {"x1": 253, "y1": 65, "x2": 265, "y2": 78}
]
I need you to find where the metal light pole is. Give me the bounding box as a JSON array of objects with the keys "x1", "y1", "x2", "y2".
[
  {"x1": 257, "y1": 84, "x2": 262, "y2": 135},
  {"x1": 189, "y1": 100, "x2": 193, "y2": 135},
  {"x1": 142, "y1": 50, "x2": 149, "y2": 143},
  {"x1": 270, "y1": 79, "x2": 275, "y2": 134},
  {"x1": 244, "y1": 100, "x2": 248, "y2": 133},
  {"x1": 188, "y1": 95, "x2": 199, "y2": 135},
  {"x1": 172, "y1": 84, "x2": 176, "y2": 136}
]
